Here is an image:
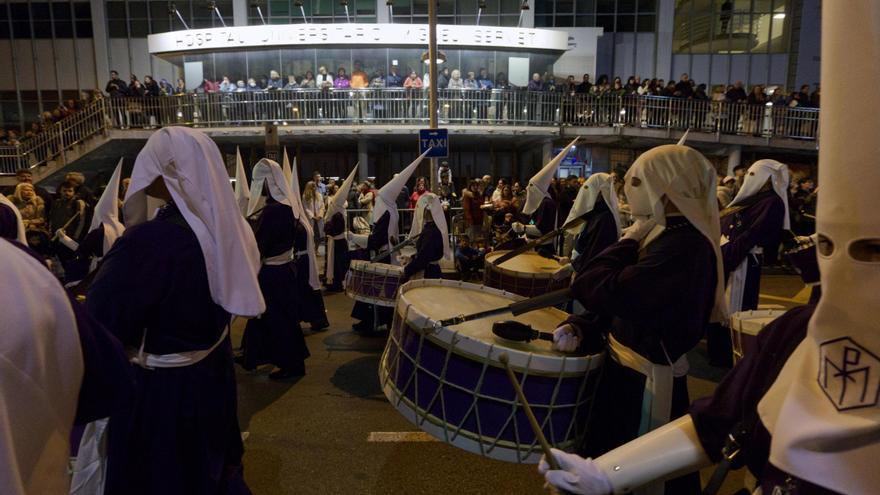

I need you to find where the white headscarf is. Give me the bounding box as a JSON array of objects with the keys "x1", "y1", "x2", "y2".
[
  {"x1": 123, "y1": 127, "x2": 265, "y2": 317},
  {"x1": 564, "y1": 172, "x2": 621, "y2": 237},
  {"x1": 624, "y1": 144, "x2": 726, "y2": 322},
  {"x1": 757, "y1": 5, "x2": 880, "y2": 493},
  {"x1": 286, "y1": 151, "x2": 320, "y2": 290},
  {"x1": 374, "y1": 148, "x2": 432, "y2": 245},
  {"x1": 409, "y1": 192, "x2": 452, "y2": 262},
  {"x1": 727, "y1": 159, "x2": 791, "y2": 229},
  {"x1": 0, "y1": 194, "x2": 26, "y2": 244},
  {"x1": 0, "y1": 239, "x2": 83, "y2": 495},
  {"x1": 89, "y1": 159, "x2": 126, "y2": 255},
  {"x1": 325, "y1": 164, "x2": 358, "y2": 221},
  {"x1": 523, "y1": 137, "x2": 579, "y2": 216},
  {"x1": 234, "y1": 146, "x2": 250, "y2": 215}
]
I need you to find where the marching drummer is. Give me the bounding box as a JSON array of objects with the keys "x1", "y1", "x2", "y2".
[
  {"x1": 324, "y1": 164, "x2": 358, "y2": 292},
  {"x1": 239, "y1": 158, "x2": 311, "y2": 379},
  {"x1": 552, "y1": 144, "x2": 724, "y2": 494},
  {"x1": 55, "y1": 159, "x2": 126, "y2": 285},
  {"x1": 402, "y1": 192, "x2": 452, "y2": 281},
  {"x1": 86, "y1": 127, "x2": 264, "y2": 493},
  {"x1": 349, "y1": 149, "x2": 430, "y2": 333},
  {"x1": 541, "y1": 8, "x2": 877, "y2": 492},
  {"x1": 706, "y1": 159, "x2": 789, "y2": 367},
  {"x1": 558, "y1": 172, "x2": 621, "y2": 276},
  {"x1": 513, "y1": 138, "x2": 579, "y2": 257}
]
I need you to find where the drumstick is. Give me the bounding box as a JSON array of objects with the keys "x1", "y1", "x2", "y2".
[
  {"x1": 498, "y1": 352, "x2": 559, "y2": 470},
  {"x1": 492, "y1": 217, "x2": 586, "y2": 266},
  {"x1": 371, "y1": 233, "x2": 421, "y2": 263},
  {"x1": 438, "y1": 287, "x2": 572, "y2": 327}
]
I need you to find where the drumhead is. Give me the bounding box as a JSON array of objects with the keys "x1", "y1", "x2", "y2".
[
  {"x1": 397, "y1": 279, "x2": 601, "y2": 374},
  {"x1": 730, "y1": 309, "x2": 786, "y2": 335},
  {"x1": 349, "y1": 259, "x2": 404, "y2": 275},
  {"x1": 485, "y1": 250, "x2": 561, "y2": 278}
]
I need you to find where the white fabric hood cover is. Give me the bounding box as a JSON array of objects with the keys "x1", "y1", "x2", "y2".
[
  {"x1": 374, "y1": 148, "x2": 432, "y2": 242},
  {"x1": 523, "y1": 137, "x2": 579, "y2": 215},
  {"x1": 88, "y1": 159, "x2": 126, "y2": 254},
  {"x1": 285, "y1": 150, "x2": 321, "y2": 290},
  {"x1": 624, "y1": 144, "x2": 726, "y2": 322},
  {"x1": 0, "y1": 194, "x2": 26, "y2": 244},
  {"x1": 0, "y1": 238, "x2": 83, "y2": 495},
  {"x1": 325, "y1": 163, "x2": 358, "y2": 221},
  {"x1": 234, "y1": 147, "x2": 250, "y2": 215},
  {"x1": 123, "y1": 127, "x2": 265, "y2": 317},
  {"x1": 757, "y1": 4, "x2": 880, "y2": 493},
  {"x1": 564, "y1": 172, "x2": 621, "y2": 236},
  {"x1": 727, "y1": 159, "x2": 791, "y2": 229},
  {"x1": 409, "y1": 192, "x2": 452, "y2": 262}
]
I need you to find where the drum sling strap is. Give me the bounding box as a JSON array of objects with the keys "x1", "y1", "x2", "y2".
[{"x1": 701, "y1": 325, "x2": 807, "y2": 495}]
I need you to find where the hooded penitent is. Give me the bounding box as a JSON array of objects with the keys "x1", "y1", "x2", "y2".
[
  {"x1": 757, "y1": 4, "x2": 880, "y2": 493},
  {"x1": 409, "y1": 192, "x2": 452, "y2": 262},
  {"x1": 325, "y1": 163, "x2": 358, "y2": 222},
  {"x1": 283, "y1": 148, "x2": 321, "y2": 290},
  {"x1": 563, "y1": 172, "x2": 621, "y2": 236},
  {"x1": 727, "y1": 159, "x2": 791, "y2": 229},
  {"x1": 89, "y1": 158, "x2": 126, "y2": 256},
  {"x1": 234, "y1": 146, "x2": 250, "y2": 215},
  {"x1": 624, "y1": 144, "x2": 726, "y2": 322},
  {"x1": 373, "y1": 148, "x2": 432, "y2": 245},
  {"x1": 522, "y1": 137, "x2": 579, "y2": 216},
  {"x1": 123, "y1": 127, "x2": 265, "y2": 317}
]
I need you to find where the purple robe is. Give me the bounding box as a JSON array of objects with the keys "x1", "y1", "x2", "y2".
[
  {"x1": 86, "y1": 203, "x2": 250, "y2": 495},
  {"x1": 324, "y1": 211, "x2": 349, "y2": 291},
  {"x1": 294, "y1": 219, "x2": 329, "y2": 328},
  {"x1": 403, "y1": 221, "x2": 444, "y2": 280},
  {"x1": 241, "y1": 201, "x2": 310, "y2": 371},
  {"x1": 0, "y1": 203, "x2": 18, "y2": 240},
  {"x1": 525, "y1": 196, "x2": 558, "y2": 257},
  {"x1": 690, "y1": 305, "x2": 837, "y2": 494},
  {"x1": 566, "y1": 215, "x2": 717, "y2": 493},
  {"x1": 571, "y1": 200, "x2": 619, "y2": 274}
]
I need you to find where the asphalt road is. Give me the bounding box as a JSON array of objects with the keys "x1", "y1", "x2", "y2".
[{"x1": 231, "y1": 274, "x2": 807, "y2": 494}]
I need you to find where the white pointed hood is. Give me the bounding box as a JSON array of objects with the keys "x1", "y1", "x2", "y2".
[
  {"x1": 325, "y1": 163, "x2": 358, "y2": 221},
  {"x1": 0, "y1": 194, "x2": 26, "y2": 244},
  {"x1": 624, "y1": 144, "x2": 726, "y2": 322},
  {"x1": 247, "y1": 158, "x2": 294, "y2": 217},
  {"x1": 523, "y1": 137, "x2": 579, "y2": 215},
  {"x1": 281, "y1": 148, "x2": 293, "y2": 186},
  {"x1": 89, "y1": 159, "x2": 126, "y2": 255},
  {"x1": 727, "y1": 159, "x2": 791, "y2": 229},
  {"x1": 123, "y1": 127, "x2": 265, "y2": 317},
  {"x1": 285, "y1": 149, "x2": 321, "y2": 290},
  {"x1": 374, "y1": 148, "x2": 432, "y2": 242},
  {"x1": 409, "y1": 192, "x2": 452, "y2": 262},
  {"x1": 564, "y1": 172, "x2": 621, "y2": 237},
  {"x1": 234, "y1": 147, "x2": 250, "y2": 215},
  {"x1": 757, "y1": 4, "x2": 880, "y2": 493}
]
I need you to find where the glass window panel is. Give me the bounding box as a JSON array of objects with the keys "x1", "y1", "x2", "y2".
[
  {"x1": 10, "y1": 4, "x2": 30, "y2": 21},
  {"x1": 535, "y1": 14, "x2": 552, "y2": 26},
  {"x1": 575, "y1": 14, "x2": 594, "y2": 26},
  {"x1": 535, "y1": 0, "x2": 552, "y2": 14},
  {"x1": 130, "y1": 19, "x2": 150, "y2": 37},
  {"x1": 106, "y1": 2, "x2": 127, "y2": 19},
  {"x1": 0, "y1": 24, "x2": 10, "y2": 39},
  {"x1": 576, "y1": 0, "x2": 595, "y2": 14},
  {"x1": 318, "y1": 48, "x2": 351, "y2": 77},
  {"x1": 12, "y1": 22, "x2": 31, "y2": 38},
  {"x1": 595, "y1": 14, "x2": 614, "y2": 31},
  {"x1": 618, "y1": 0, "x2": 636, "y2": 13},
  {"x1": 596, "y1": 0, "x2": 615, "y2": 14},
  {"x1": 732, "y1": 0, "x2": 750, "y2": 11},
  {"x1": 247, "y1": 50, "x2": 283, "y2": 83},
  {"x1": 412, "y1": 0, "x2": 428, "y2": 14},
  {"x1": 556, "y1": 0, "x2": 574, "y2": 13},
  {"x1": 555, "y1": 15, "x2": 574, "y2": 26},
  {"x1": 393, "y1": 0, "x2": 412, "y2": 15},
  {"x1": 215, "y1": 51, "x2": 249, "y2": 83},
  {"x1": 192, "y1": 16, "x2": 215, "y2": 28},
  {"x1": 76, "y1": 20, "x2": 94, "y2": 37},
  {"x1": 499, "y1": 14, "x2": 518, "y2": 25},
  {"x1": 357, "y1": 15, "x2": 376, "y2": 22},
  {"x1": 413, "y1": 15, "x2": 428, "y2": 22},
  {"x1": 616, "y1": 14, "x2": 634, "y2": 31},
  {"x1": 457, "y1": 15, "x2": 477, "y2": 24},
  {"x1": 30, "y1": 3, "x2": 50, "y2": 20},
  {"x1": 32, "y1": 21, "x2": 53, "y2": 38},
  {"x1": 280, "y1": 48, "x2": 316, "y2": 81},
  {"x1": 52, "y1": 3, "x2": 73, "y2": 20},
  {"x1": 438, "y1": 0, "x2": 455, "y2": 15},
  {"x1": 500, "y1": 0, "x2": 520, "y2": 15},
  {"x1": 388, "y1": 48, "x2": 422, "y2": 76},
  {"x1": 108, "y1": 21, "x2": 127, "y2": 38},
  {"x1": 637, "y1": 0, "x2": 655, "y2": 12},
  {"x1": 151, "y1": 17, "x2": 171, "y2": 33},
  {"x1": 636, "y1": 13, "x2": 654, "y2": 31},
  {"x1": 128, "y1": 2, "x2": 148, "y2": 18},
  {"x1": 54, "y1": 21, "x2": 74, "y2": 37},
  {"x1": 150, "y1": 2, "x2": 170, "y2": 19}
]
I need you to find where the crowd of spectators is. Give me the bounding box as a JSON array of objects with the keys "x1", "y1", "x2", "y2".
[{"x1": 0, "y1": 91, "x2": 99, "y2": 148}]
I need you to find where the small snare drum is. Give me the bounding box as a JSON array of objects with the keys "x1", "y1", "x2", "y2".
[
  {"x1": 483, "y1": 250, "x2": 570, "y2": 298},
  {"x1": 344, "y1": 260, "x2": 405, "y2": 307}
]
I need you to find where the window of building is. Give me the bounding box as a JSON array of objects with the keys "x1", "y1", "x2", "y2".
[
  {"x1": 533, "y1": 0, "x2": 656, "y2": 31},
  {"x1": 673, "y1": 0, "x2": 790, "y2": 54},
  {"x1": 389, "y1": 0, "x2": 521, "y2": 26},
  {"x1": 0, "y1": 1, "x2": 92, "y2": 39},
  {"x1": 107, "y1": 0, "x2": 232, "y2": 38}
]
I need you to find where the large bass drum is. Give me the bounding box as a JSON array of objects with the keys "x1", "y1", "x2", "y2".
[
  {"x1": 379, "y1": 279, "x2": 604, "y2": 463},
  {"x1": 483, "y1": 250, "x2": 570, "y2": 298}
]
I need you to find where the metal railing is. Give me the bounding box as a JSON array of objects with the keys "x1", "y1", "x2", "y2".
[{"x1": 1, "y1": 89, "x2": 820, "y2": 176}]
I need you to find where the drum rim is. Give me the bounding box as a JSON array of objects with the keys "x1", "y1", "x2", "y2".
[
  {"x1": 484, "y1": 250, "x2": 560, "y2": 280},
  {"x1": 730, "y1": 308, "x2": 787, "y2": 333},
  {"x1": 396, "y1": 278, "x2": 603, "y2": 374},
  {"x1": 349, "y1": 259, "x2": 405, "y2": 275}
]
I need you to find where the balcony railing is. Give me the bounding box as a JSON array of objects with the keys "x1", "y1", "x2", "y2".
[{"x1": 0, "y1": 89, "x2": 819, "y2": 176}]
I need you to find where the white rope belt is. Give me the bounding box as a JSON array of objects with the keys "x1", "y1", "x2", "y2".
[
  {"x1": 130, "y1": 326, "x2": 229, "y2": 369},
  {"x1": 329, "y1": 233, "x2": 346, "y2": 240},
  {"x1": 263, "y1": 249, "x2": 294, "y2": 266}
]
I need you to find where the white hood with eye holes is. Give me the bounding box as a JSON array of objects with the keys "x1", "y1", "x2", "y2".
[{"x1": 727, "y1": 159, "x2": 791, "y2": 229}]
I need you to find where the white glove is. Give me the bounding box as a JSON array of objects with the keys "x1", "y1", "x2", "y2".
[
  {"x1": 621, "y1": 218, "x2": 657, "y2": 242},
  {"x1": 538, "y1": 448, "x2": 613, "y2": 495},
  {"x1": 552, "y1": 263, "x2": 574, "y2": 281},
  {"x1": 348, "y1": 232, "x2": 369, "y2": 249},
  {"x1": 524, "y1": 224, "x2": 542, "y2": 237},
  {"x1": 552, "y1": 324, "x2": 579, "y2": 352},
  {"x1": 511, "y1": 222, "x2": 525, "y2": 234}
]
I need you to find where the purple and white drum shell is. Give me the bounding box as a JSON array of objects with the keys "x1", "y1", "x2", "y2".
[
  {"x1": 730, "y1": 309, "x2": 786, "y2": 364},
  {"x1": 785, "y1": 242, "x2": 820, "y2": 285},
  {"x1": 379, "y1": 279, "x2": 604, "y2": 464},
  {"x1": 483, "y1": 250, "x2": 570, "y2": 298},
  {"x1": 344, "y1": 260, "x2": 404, "y2": 307}
]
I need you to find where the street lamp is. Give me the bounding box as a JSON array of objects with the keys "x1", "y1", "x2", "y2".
[
  {"x1": 387, "y1": 0, "x2": 394, "y2": 23},
  {"x1": 476, "y1": 0, "x2": 486, "y2": 25},
  {"x1": 207, "y1": 1, "x2": 226, "y2": 27},
  {"x1": 249, "y1": 0, "x2": 266, "y2": 25},
  {"x1": 340, "y1": 0, "x2": 350, "y2": 22},
  {"x1": 518, "y1": 0, "x2": 529, "y2": 27},
  {"x1": 294, "y1": 0, "x2": 308, "y2": 23},
  {"x1": 168, "y1": 3, "x2": 190, "y2": 30}
]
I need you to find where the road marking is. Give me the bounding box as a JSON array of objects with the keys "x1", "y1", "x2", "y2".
[
  {"x1": 367, "y1": 431, "x2": 438, "y2": 442},
  {"x1": 759, "y1": 286, "x2": 811, "y2": 305}
]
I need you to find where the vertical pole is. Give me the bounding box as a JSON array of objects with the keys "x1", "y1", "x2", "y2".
[{"x1": 428, "y1": 0, "x2": 439, "y2": 190}]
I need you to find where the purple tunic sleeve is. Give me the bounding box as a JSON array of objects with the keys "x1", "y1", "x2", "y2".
[
  {"x1": 721, "y1": 194, "x2": 785, "y2": 274},
  {"x1": 404, "y1": 222, "x2": 444, "y2": 278}
]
